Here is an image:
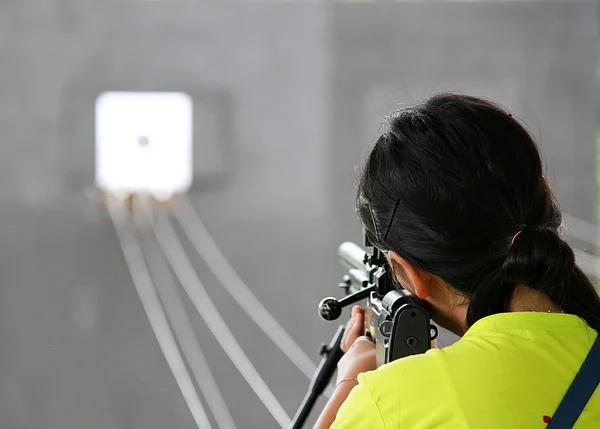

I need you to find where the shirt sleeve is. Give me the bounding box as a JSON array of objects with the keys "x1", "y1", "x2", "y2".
[{"x1": 330, "y1": 377, "x2": 387, "y2": 429}]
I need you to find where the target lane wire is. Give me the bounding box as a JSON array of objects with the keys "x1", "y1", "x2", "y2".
[
  {"x1": 174, "y1": 195, "x2": 318, "y2": 381},
  {"x1": 107, "y1": 197, "x2": 212, "y2": 429},
  {"x1": 141, "y1": 221, "x2": 237, "y2": 429},
  {"x1": 152, "y1": 209, "x2": 292, "y2": 428}
]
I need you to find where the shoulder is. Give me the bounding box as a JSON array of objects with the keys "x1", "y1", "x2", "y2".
[
  {"x1": 360, "y1": 346, "x2": 449, "y2": 400},
  {"x1": 358, "y1": 339, "x2": 484, "y2": 417},
  {"x1": 346, "y1": 347, "x2": 452, "y2": 428},
  {"x1": 332, "y1": 349, "x2": 450, "y2": 428}
]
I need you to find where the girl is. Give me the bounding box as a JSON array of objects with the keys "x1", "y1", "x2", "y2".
[{"x1": 316, "y1": 93, "x2": 600, "y2": 428}]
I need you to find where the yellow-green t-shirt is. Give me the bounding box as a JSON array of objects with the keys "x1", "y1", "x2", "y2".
[{"x1": 332, "y1": 312, "x2": 599, "y2": 428}]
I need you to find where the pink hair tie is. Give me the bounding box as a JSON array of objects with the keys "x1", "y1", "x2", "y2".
[{"x1": 511, "y1": 230, "x2": 522, "y2": 246}]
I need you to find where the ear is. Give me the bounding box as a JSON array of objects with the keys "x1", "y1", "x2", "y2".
[{"x1": 388, "y1": 251, "x2": 431, "y2": 299}]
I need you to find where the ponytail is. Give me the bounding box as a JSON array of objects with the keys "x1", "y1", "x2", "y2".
[
  {"x1": 466, "y1": 262, "x2": 516, "y2": 327},
  {"x1": 467, "y1": 226, "x2": 600, "y2": 331},
  {"x1": 505, "y1": 227, "x2": 574, "y2": 303}
]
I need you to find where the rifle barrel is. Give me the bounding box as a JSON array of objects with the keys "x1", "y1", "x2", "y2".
[{"x1": 337, "y1": 242, "x2": 368, "y2": 272}]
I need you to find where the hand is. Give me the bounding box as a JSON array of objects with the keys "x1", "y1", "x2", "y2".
[{"x1": 336, "y1": 306, "x2": 376, "y2": 383}]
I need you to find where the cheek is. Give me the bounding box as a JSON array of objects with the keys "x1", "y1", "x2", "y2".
[
  {"x1": 400, "y1": 280, "x2": 416, "y2": 294},
  {"x1": 390, "y1": 262, "x2": 414, "y2": 293}
]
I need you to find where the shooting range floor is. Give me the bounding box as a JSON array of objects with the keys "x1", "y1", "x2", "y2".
[{"x1": 0, "y1": 194, "x2": 352, "y2": 429}]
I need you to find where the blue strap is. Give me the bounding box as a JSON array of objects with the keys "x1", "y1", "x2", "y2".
[{"x1": 547, "y1": 335, "x2": 600, "y2": 428}]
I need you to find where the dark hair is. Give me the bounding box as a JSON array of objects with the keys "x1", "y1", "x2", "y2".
[{"x1": 357, "y1": 93, "x2": 600, "y2": 331}]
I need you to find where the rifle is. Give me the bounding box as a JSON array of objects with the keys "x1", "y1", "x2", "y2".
[{"x1": 290, "y1": 235, "x2": 437, "y2": 428}]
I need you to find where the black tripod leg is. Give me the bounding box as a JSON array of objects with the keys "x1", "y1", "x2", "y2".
[{"x1": 290, "y1": 325, "x2": 346, "y2": 429}]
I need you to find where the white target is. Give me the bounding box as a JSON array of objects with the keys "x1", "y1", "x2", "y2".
[{"x1": 95, "y1": 91, "x2": 193, "y2": 199}]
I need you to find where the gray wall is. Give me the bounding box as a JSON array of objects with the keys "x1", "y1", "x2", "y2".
[
  {"x1": 0, "y1": 1, "x2": 596, "y2": 428},
  {"x1": 330, "y1": 2, "x2": 598, "y2": 240}
]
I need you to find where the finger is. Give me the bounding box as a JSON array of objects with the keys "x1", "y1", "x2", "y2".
[
  {"x1": 344, "y1": 310, "x2": 364, "y2": 351},
  {"x1": 340, "y1": 313, "x2": 357, "y2": 353},
  {"x1": 352, "y1": 305, "x2": 364, "y2": 319},
  {"x1": 340, "y1": 306, "x2": 362, "y2": 352}
]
